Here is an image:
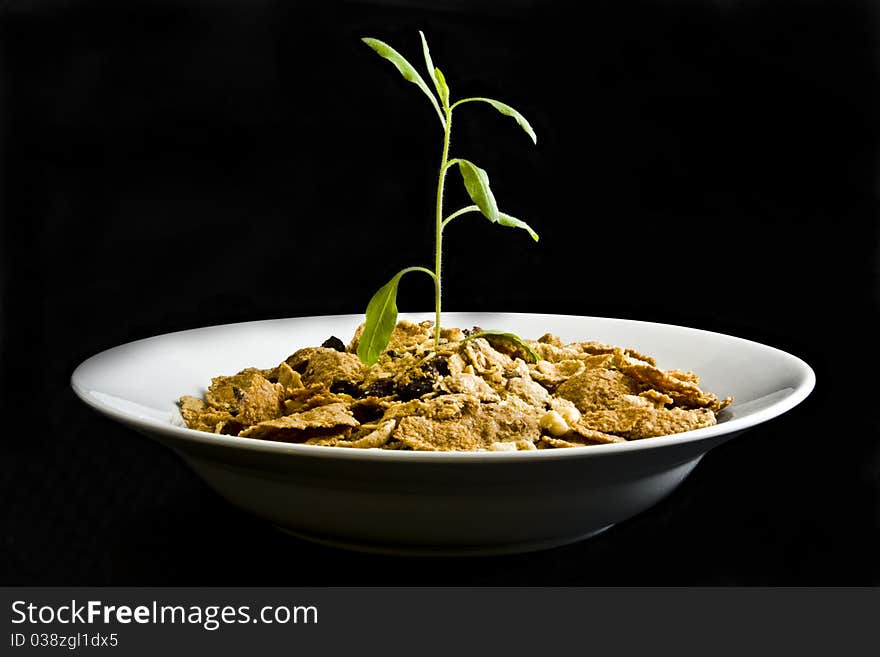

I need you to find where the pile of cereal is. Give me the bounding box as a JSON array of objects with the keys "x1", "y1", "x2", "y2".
[{"x1": 179, "y1": 321, "x2": 731, "y2": 451}]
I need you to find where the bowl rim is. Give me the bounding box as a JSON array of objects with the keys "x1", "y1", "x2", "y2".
[{"x1": 70, "y1": 312, "x2": 816, "y2": 463}]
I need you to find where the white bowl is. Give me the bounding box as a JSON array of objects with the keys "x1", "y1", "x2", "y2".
[{"x1": 70, "y1": 312, "x2": 814, "y2": 555}]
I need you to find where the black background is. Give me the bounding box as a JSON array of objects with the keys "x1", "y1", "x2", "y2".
[{"x1": 1, "y1": 0, "x2": 878, "y2": 584}]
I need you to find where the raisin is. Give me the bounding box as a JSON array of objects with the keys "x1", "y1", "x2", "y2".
[
  {"x1": 330, "y1": 380, "x2": 362, "y2": 397},
  {"x1": 365, "y1": 379, "x2": 396, "y2": 398},
  {"x1": 397, "y1": 377, "x2": 435, "y2": 401},
  {"x1": 321, "y1": 336, "x2": 346, "y2": 352}
]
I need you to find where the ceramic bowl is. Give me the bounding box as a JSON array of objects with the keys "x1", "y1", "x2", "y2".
[{"x1": 70, "y1": 312, "x2": 814, "y2": 555}]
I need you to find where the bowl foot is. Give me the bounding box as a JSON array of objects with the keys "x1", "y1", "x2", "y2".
[{"x1": 273, "y1": 525, "x2": 614, "y2": 557}]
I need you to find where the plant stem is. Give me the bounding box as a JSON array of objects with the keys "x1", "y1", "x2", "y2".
[{"x1": 434, "y1": 105, "x2": 453, "y2": 346}]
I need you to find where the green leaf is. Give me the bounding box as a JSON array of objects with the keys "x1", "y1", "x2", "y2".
[
  {"x1": 434, "y1": 67, "x2": 449, "y2": 106},
  {"x1": 498, "y1": 212, "x2": 539, "y2": 242},
  {"x1": 362, "y1": 37, "x2": 446, "y2": 128},
  {"x1": 418, "y1": 31, "x2": 448, "y2": 106},
  {"x1": 357, "y1": 272, "x2": 403, "y2": 366},
  {"x1": 464, "y1": 330, "x2": 540, "y2": 363},
  {"x1": 462, "y1": 97, "x2": 537, "y2": 144},
  {"x1": 357, "y1": 267, "x2": 436, "y2": 365},
  {"x1": 457, "y1": 160, "x2": 499, "y2": 223}
]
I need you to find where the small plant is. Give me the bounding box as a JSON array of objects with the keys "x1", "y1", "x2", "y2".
[{"x1": 356, "y1": 31, "x2": 539, "y2": 366}]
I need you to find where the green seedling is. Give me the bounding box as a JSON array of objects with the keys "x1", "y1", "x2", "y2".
[{"x1": 357, "y1": 31, "x2": 540, "y2": 366}]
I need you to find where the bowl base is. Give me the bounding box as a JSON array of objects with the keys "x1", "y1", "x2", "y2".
[{"x1": 273, "y1": 524, "x2": 615, "y2": 557}]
